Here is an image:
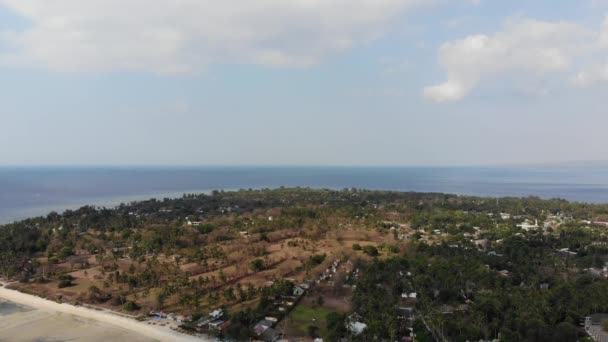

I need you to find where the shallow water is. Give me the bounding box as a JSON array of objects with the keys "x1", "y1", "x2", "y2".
[
  {"x1": 0, "y1": 299, "x2": 155, "y2": 342},
  {"x1": 0, "y1": 300, "x2": 31, "y2": 316}
]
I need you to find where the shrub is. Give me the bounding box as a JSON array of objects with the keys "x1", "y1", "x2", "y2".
[
  {"x1": 58, "y1": 247, "x2": 74, "y2": 260},
  {"x1": 309, "y1": 254, "x2": 326, "y2": 266},
  {"x1": 260, "y1": 232, "x2": 270, "y2": 242},
  {"x1": 123, "y1": 301, "x2": 141, "y2": 312},
  {"x1": 387, "y1": 244, "x2": 400, "y2": 253},
  {"x1": 250, "y1": 258, "x2": 266, "y2": 272},
  {"x1": 57, "y1": 275, "x2": 75, "y2": 288},
  {"x1": 363, "y1": 245, "x2": 379, "y2": 257},
  {"x1": 197, "y1": 224, "x2": 215, "y2": 234},
  {"x1": 353, "y1": 244, "x2": 362, "y2": 251}
]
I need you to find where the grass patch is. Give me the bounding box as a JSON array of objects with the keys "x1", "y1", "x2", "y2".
[
  {"x1": 228, "y1": 298, "x2": 260, "y2": 313},
  {"x1": 283, "y1": 304, "x2": 338, "y2": 337}
]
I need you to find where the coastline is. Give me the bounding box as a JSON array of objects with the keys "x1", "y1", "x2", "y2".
[
  {"x1": 0, "y1": 188, "x2": 218, "y2": 224},
  {"x1": 0, "y1": 284, "x2": 209, "y2": 342}
]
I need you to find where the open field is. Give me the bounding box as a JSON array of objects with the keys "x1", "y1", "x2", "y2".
[
  {"x1": 10, "y1": 223, "x2": 406, "y2": 318},
  {"x1": 279, "y1": 303, "x2": 339, "y2": 338}
]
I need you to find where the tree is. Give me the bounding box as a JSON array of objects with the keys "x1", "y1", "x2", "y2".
[
  {"x1": 58, "y1": 246, "x2": 74, "y2": 260},
  {"x1": 315, "y1": 295, "x2": 324, "y2": 307},
  {"x1": 236, "y1": 283, "x2": 246, "y2": 302},
  {"x1": 554, "y1": 322, "x2": 577, "y2": 342},
  {"x1": 156, "y1": 292, "x2": 167, "y2": 309},
  {"x1": 88, "y1": 285, "x2": 103, "y2": 302},
  {"x1": 325, "y1": 312, "x2": 346, "y2": 341},
  {"x1": 224, "y1": 287, "x2": 236, "y2": 302}
]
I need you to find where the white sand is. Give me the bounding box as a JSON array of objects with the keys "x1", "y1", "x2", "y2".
[{"x1": 0, "y1": 285, "x2": 209, "y2": 342}]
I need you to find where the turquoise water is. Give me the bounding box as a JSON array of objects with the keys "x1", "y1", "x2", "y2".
[
  {"x1": 0, "y1": 300, "x2": 31, "y2": 316},
  {"x1": 1, "y1": 165, "x2": 608, "y2": 223}
]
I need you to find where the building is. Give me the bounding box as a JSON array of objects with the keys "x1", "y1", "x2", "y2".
[
  {"x1": 348, "y1": 321, "x2": 368, "y2": 335},
  {"x1": 254, "y1": 319, "x2": 281, "y2": 342},
  {"x1": 209, "y1": 308, "x2": 224, "y2": 320},
  {"x1": 517, "y1": 219, "x2": 539, "y2": 231},
  {"x1": 347, "y1": 313, "x2": 367, "y2": 336},
  {"x1": 260, "y1": 328, "x2": 281, "y2": 342},
  {"x1": 293, "y1": 286, "x2": 305, "y2": 297}
]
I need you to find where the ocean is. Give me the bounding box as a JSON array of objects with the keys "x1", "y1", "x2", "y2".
[{"x1": 1, "y1": 165, "x2": 608, "y2": 224}]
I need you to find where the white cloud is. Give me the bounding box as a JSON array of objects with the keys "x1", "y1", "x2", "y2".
[
  {"x1": 425, "y1": 17, "x2": 608, "y2": 102},
  {"x1": 0, "y1": 0, "x2": 423, "y2": 73},
  {"x1": 573, "y1": 63, "x2": 608, "y2": 86}
]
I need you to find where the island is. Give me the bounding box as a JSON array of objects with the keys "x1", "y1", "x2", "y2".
[{"x1": 1, "y1": 188, "x2": 608, "y2": 341}]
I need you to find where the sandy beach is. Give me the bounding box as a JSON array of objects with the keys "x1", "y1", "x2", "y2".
[{"x1": 0, "y1": 284, "x2": 209, "y2": 342}]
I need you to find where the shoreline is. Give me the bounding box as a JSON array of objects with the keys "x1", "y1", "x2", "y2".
[{"x1": 0, "y1": 284, "x2": 209, "y2": 342}]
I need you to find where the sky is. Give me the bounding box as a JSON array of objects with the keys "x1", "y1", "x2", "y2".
[{"x1": 1, "y1": 0, "x2": 608, "y2": 167}]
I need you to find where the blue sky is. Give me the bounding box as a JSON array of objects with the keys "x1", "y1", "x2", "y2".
[{"x1": 1, "y1": 0, "x2": 607, "y2": 166}]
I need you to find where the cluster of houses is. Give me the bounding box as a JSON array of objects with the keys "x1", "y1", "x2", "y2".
[
  {"x1": 556, "y1": 247, "x2": 578, "y2": 256},
  {"x1": 517, "y1": 219, "x2": 540, "y2": 231},
  {"x1": 217, "y1": 205, "x2": 241, "y2": 214},
  {"x1": 335, "y1": 270, "x2": 418, "y2": 341},
  {"x1": 188, "y1": 308, "x2": 233, "y2": 335},
  {"x1": 397, "y1": 272, "x2": 418, "y2": 342},
  {"x1": 148, "y1": 310, "x2": 192, "y2": 324},
  {"x1": 316, "y1": 259, "x2": 342, "y2": 284},
  {"x1": 585, "y1": 314, "x2": 608, "y2": 341},
  {"x1": 156, "y1": 281, "x2": 307, "y2": 341},
  {"x1": 253, "y1": 317, "x2": 281, "y2": 342},
  {"x1": 250, "y1": 284, "x2": 308, "y2": 342},
  {"x1": 586, "y1": 263, "x2": 608, "y2": 278}
]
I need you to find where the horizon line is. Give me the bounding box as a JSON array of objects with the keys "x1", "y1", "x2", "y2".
[{"x1": 0, "y1": 160, "x2": 607, "y2": 169}]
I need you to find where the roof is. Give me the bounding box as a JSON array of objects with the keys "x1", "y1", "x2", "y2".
[
  {"x1": 219, "y1": 320, "x2": 232, "y2": 331},
  {"x1": 589, "y1": 314, "x2": 608, "y2": 324},
  {"x1": 348, "y1": 322, "x2": 367, "y2": 335},
  {"x1": 193, "y1": 317, "x2": 211, "y2": 327},
  {"x1": 260, "y1": 327, "x2": 281, "y2": 342},
  {"x1": 209, "y1": 309, "x2": 223, "y2": 318},
  {"x1": 254, "y1": 319, "x2": 274, "y2": 334},
  {"x1": 209, "y1": 319, "x2": 225, "y2": 328}
]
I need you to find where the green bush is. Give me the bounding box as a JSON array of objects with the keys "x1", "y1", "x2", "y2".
[
  {"x1": 123, "y1": 301, "x2": 141, "y2": 312},
  {"x1": 197, "y1": 224, "x2": 215, "y2": 234},
  {"x1": 250, "y1": 258, "x2": 266, "y2": 272},
  {"x1": 58, "y1": 247, "x2": 74, "y2": 260},
  {"x1": 57, "y1": 275, "x2": 75, "y2": 288},
  {"x1": 363, "y1": 245, "x2": 379, "y2": 256}
]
